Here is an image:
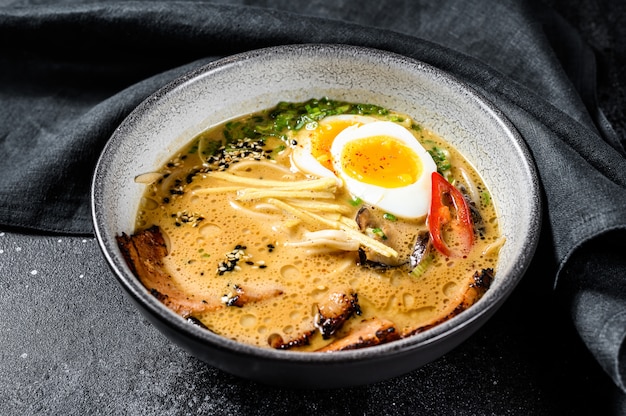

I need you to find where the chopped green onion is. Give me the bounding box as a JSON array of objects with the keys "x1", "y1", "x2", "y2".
[
  {"x1": 200, "y1": 98, "x2": 404, "y2": 155},
  {"x1": 481, "y1": 191, "x2": 491, "y2": 206},
  {"x1": 410, "y1": 254, "x2": 433, "y2": 278},
  {"x1": 427, "y1": 146, "x2": 452, "y2": 174},
  {"x1": 382, "y1": 213, "x2": 397, "y2": 222},
  {"x1": 349, "y1": 196, "x2": 363, "y2": 206},
  {"x1": 199, "y1": 136, "x2": 223, "y2": 158},
  {"x1": 369, "y1": 227, "x2": 387, "y2": 240}
]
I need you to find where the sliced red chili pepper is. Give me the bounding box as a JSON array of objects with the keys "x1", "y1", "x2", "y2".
[{"x1": 428, "y1": 172, "x2": 474, "y2": 257}]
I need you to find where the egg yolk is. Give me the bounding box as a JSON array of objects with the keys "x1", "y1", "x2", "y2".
[
  {"x1": 339, "y1": 135, "x2": 422, "y2": 188},
  {"x1": 310, "y1": 120, "x2": 363, "y2": 171}
]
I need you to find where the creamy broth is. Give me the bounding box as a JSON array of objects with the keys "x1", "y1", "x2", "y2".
[{"x1": 130, "y1": 98, "x2": 502, "y2": 351}]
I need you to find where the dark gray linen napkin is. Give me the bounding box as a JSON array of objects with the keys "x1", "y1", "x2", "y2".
[{"x1": 1, "y1": 0, "x2": 624, "y2": 392}]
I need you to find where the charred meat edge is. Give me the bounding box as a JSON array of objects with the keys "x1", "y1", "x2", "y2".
[
  {"x1": 316, "y1": 318, "x2": 400, "y2": 352},
  {"x1": 270, "y1": 269, "x2": 492, "y2": 351},
  {"x1": 403, "y1": 268, "x2": 494, "y2": 337},
  {"x1": 268, "y1": 330, "x2": 317, "y2": 350},
  {"x1": 269, "y1": 290, "x2": 361, "y2": 350},
  {"x1": 118, "y1": 227, "x2": 493, "y2": 350},
  {"x1": 116, "y1": 225, "x2": 282, "y2": 319},
  {"x1": 314, "y1": 292, "x2": 361, "y2": 339},
  {"x1": 319, "y1": 268, "x2": 493, "y2": 351},
  {"x1": 222, "y1": 284, "x2": 283, "y2": 308}
]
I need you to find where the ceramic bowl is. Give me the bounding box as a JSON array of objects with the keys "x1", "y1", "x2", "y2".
[{"x1": 92, "y1": 44, "x2": 541, "y2": 388}]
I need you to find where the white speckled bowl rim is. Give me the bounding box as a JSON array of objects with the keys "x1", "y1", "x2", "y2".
[{"x1": 92, "y1": 44, "x2": 541, "y2": 369}]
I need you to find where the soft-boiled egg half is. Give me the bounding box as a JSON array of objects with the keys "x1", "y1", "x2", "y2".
[
  {"x1": 290, "y1": 115, "x2": 437, "y2": 219},
  {"x1": 290, "y1": 114, "x2": 377, "y2": 181}
]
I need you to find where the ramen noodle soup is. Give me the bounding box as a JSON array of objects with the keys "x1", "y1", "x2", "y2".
[{"x1": 117, "y1": 98, "x2": 504, "y2": 352}]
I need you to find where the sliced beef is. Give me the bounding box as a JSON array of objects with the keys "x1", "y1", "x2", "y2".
[
  {"x1": 316, "y1": 318, "x2": 400, "y2": 352},
  {"x1": 116, "y1": 226, "x2": 284, "y2": 319},
  {"x1": 116, "y1": 226, "x2": 214, "y2": 317},
  {"x1": 403, "y1": 268, "x2": 494, "y2": 336},
  {"x1": 314, "y1": 292, "x2": 361, "y2": 339},
  {"x1": 268, "y1": 290, "x2": 361, "y2": 350},
  {"x1": 222, "y1": 284, "x2": 284, "y2": 307},
  {"x1": 267, "y1": 329, "x2": 317, "y2": 350}
]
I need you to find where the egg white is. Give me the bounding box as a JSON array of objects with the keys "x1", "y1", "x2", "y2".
[
  {"x1": 289, "y1": 114, "x2": 379, "y2": 182},
  {"x1": 330, "y1": 121, "x2": 437, "y2": 219}
]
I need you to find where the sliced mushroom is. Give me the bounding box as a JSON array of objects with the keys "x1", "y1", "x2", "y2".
[
  {"x1": 355, "y1": 206, "x2": 429, "y2": 270},
  {"x1": 457, "y1": 183, "x2": 485, "y2": 237},
  {"x1": 409, "y1": 231, "x2": 431, "y2": 271}
]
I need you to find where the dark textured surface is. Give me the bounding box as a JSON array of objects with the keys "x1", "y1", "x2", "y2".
[
  {"x1": 0, "y1": 232, "x2": 623, "y2": 415},
  {"x1": 545, "y1": 0, "x2": 626, "y2": 143},
  {"x1": 1, "y1": 0, "x2": 626, "y2": 414}
]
